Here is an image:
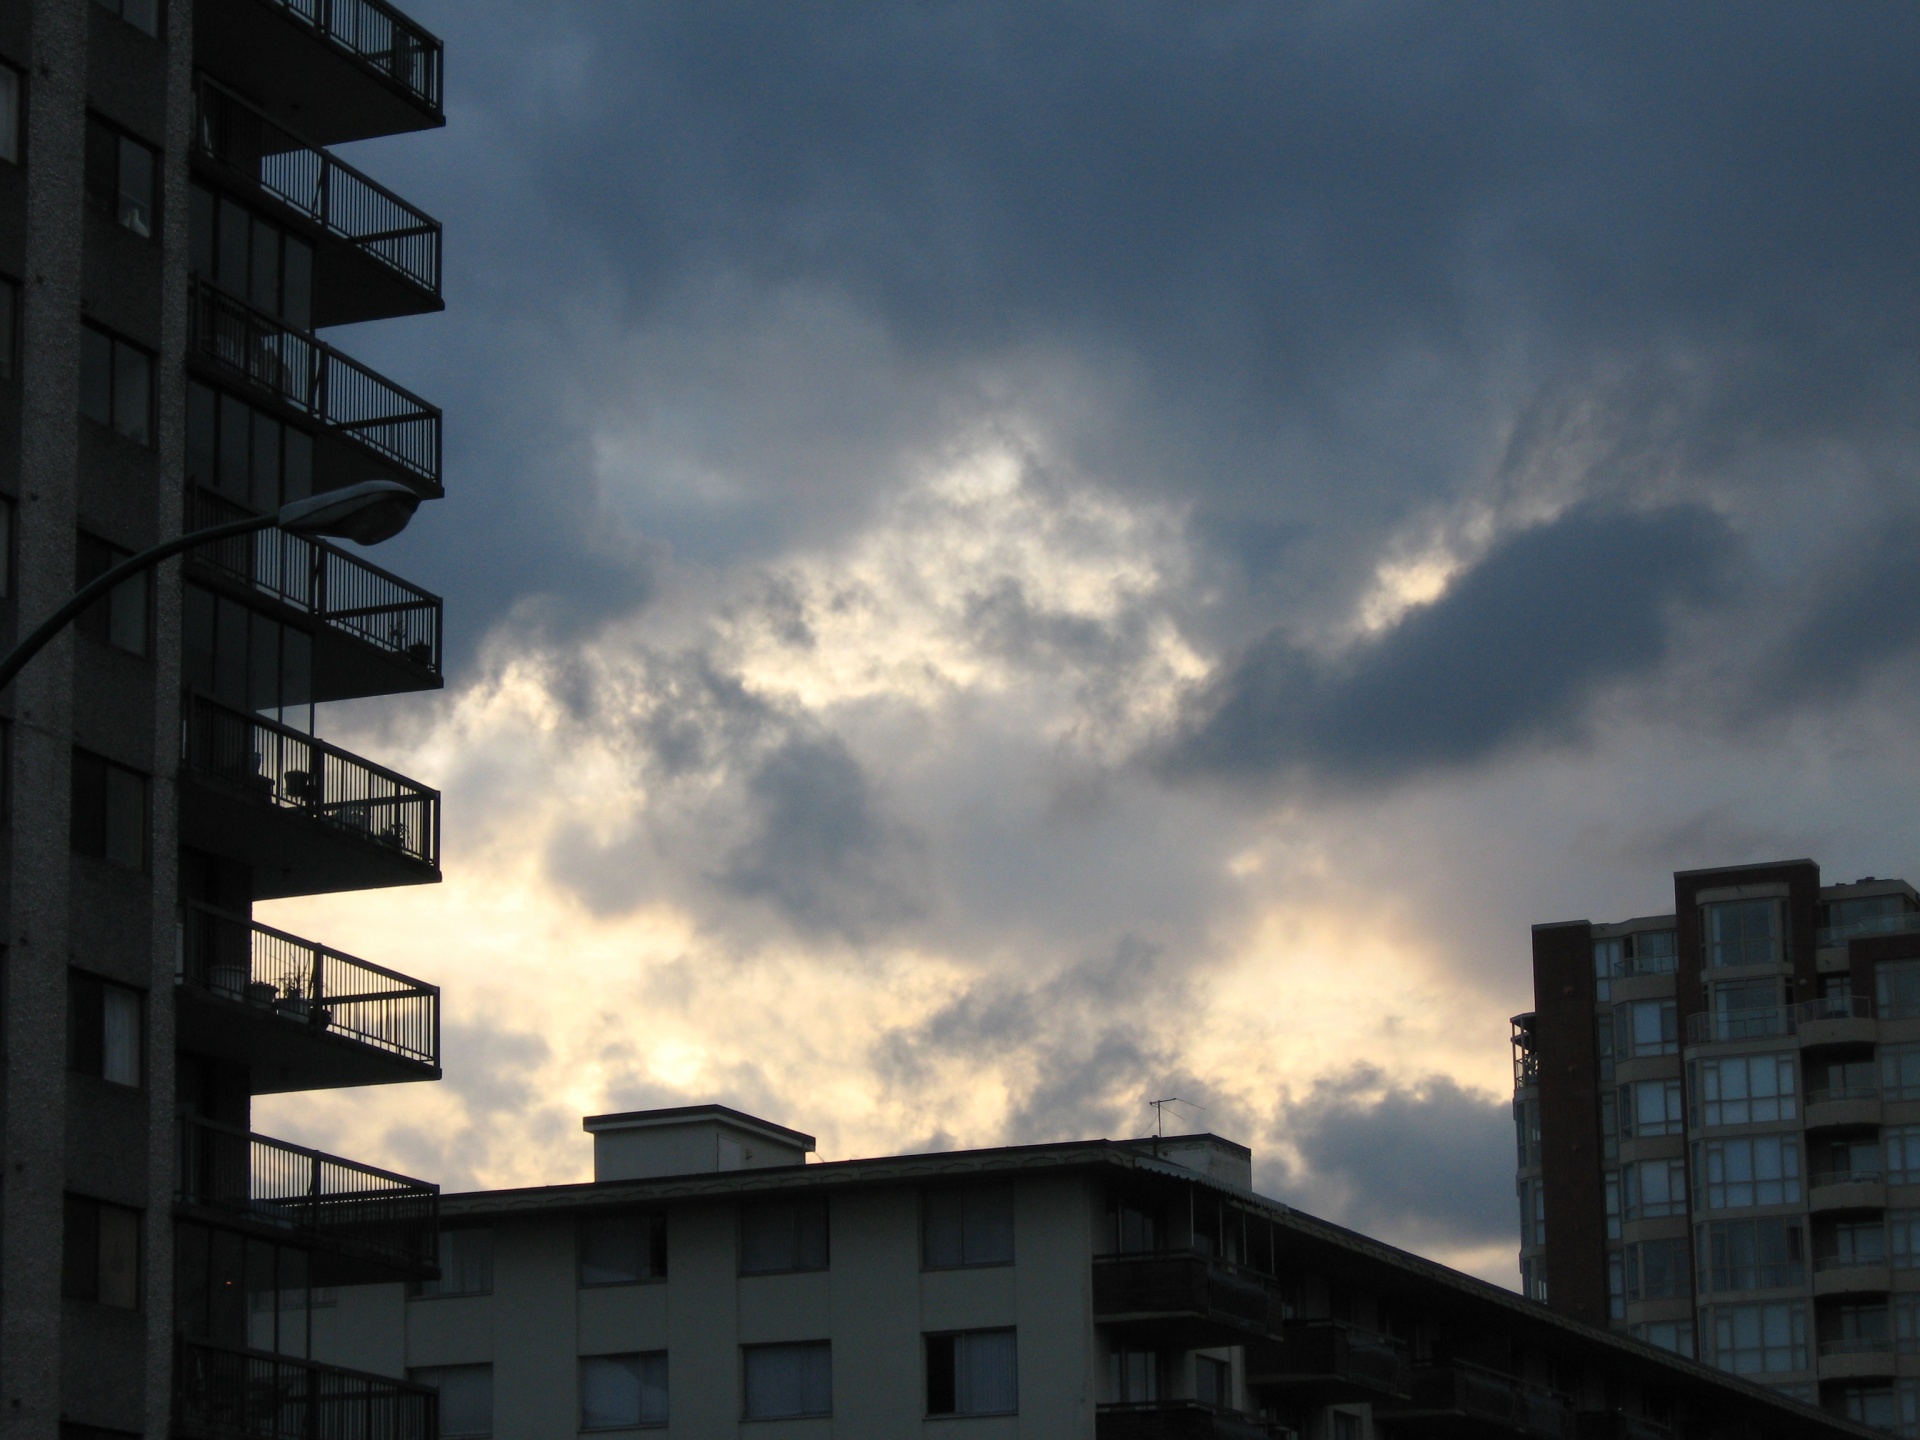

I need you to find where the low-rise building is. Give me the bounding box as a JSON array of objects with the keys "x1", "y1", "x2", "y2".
[{"x1": 318, "y1": 1102, "x2": 1874, "y2": 1439}]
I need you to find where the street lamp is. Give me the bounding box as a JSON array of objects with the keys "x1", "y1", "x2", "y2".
[{"x1": 0, "y1": 479, "x2": 422, "y2": 693}]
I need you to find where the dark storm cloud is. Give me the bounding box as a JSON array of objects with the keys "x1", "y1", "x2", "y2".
[
  {"x1": 1168, "y1": 504, "x2": 1733, "y2": 783},
  {"x1": 1767, "y1": 514, "x2": 1920, "y2": 705},
  {"x1": 1275, "y1": 1068, "x2": 1516, "y2": 1251},
  {"x1": 371, "y1": 0, "x2": 1920, "y2": 654}
]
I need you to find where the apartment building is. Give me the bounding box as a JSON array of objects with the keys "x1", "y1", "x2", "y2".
[
  {"x1": 0, "y1": 1, "x2": 450, "y2": 1436},
  {"x1": 1515, "y1": 858, "x2": 1920, "y2": 1434},
  {"x1": 316, "y1": 1102, "x2": 1876, "y2": 1440}
]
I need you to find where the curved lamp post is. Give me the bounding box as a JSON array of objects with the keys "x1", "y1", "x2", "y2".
[{"x1": 0, "y1": 479, "x2": 422, "y2": 694}]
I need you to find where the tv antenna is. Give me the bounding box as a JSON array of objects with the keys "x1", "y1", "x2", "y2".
[{"x1": 1149, "y1": 1097, "x2": 1203, "y2": 1138}]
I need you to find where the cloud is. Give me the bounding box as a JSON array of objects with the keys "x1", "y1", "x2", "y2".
[{"x1": 1166, "y1": 504, "x2": 1733, "y2": 784}]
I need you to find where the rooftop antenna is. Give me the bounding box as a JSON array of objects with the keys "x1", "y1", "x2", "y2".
[{"x1": 1149, "y1": 1097, "x2": 1203, "y2": 1138}]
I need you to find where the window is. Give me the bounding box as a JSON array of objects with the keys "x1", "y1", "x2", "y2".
[
  {"x1": 84, "y1": 115, "x2": 155, "y2": 238},
  {"x1": 0, "y1": 61, "x2": 19, "y2": 166},
  {"x1": 1623, "y1": 1079, "x2": 1683, "y2": 1138},
  {"x1": 1629, "y1": 1320, "x2": 1694, "y2": 1358},
  {"x1": 187, "y1": 381, "x2": 314, "y2": 512},
  {"x1": 62, "y1": 1195, "x2": 139, "y2": 1307},
  {"x1": 0, "y1": 274, "x2": 16, "y2": 379},
  {"x1": 739, "y1": 1197, "x2": 828, "y2": 1275},
  {"x1": 925, "y1": 1329, "x2": 1017, "y2": 1418},
  {"x1": 1595, "y1": 931, "x2": 1678, "y2": 995},
  {"x1": 1614, "y1": 999, "x2": 1677, "y2": 1058},
  {"x1": 924, "y1": 1184, "x2": 1014, "y2": 1269},
  {"x1": 1696, "y1": 1218, "x2": 1804, "y2": 1293},
  {"x1": 75, "y1": 532, "x2": 150, "y2": 657},
  {"x1": 1894, "y1": 1212, "x2": 1920, "y2": 1269},
  {"x1": 1691, "y1": 1053, "x2": 1795, "y2": 1127},
  {"x1": 1607, "y1": 1249, "x2": 1625, "y2": 1321},
  {"x1": 70, "y1": 750, "x2": 147, "y2": 870},
  {"x1": 1710, "y1": 979, "x2": 1781, "y2": 1039},
  {"x1": 184, "y1": 584, "x2": 313, "y2": 716},
  {"x1": 1819, "y1": 1136, "x2": 1882, "y2": 1183},
  {"x1": 742, "y1": 1341, "x2": 831, "y2": 1420},
  {"x1": 579, "y1": 1213, "x2": 667, "y2": 1286},
  {"x1": 1705, "y1": 899, "x2": 1781, "y2": 968},
  {"x1": 1625, "y1": 1238, "x2": 1690, "y2": 1301},
  {"x1": 1888, "y1": 1128, "x2": 1920, "y2": 1186},
  {"x1": 1593, "y1": 939, "x2": 1619, "y2": 1001},
  {"x1": 1704, "y1": 1300, "x2": 1806, "y2": 1375},
  {"x1": 1517, "y1": 1177, "x2": 1546, "y2": 1247},
  {"x1": 1520, "y1": 1256, "x2": 1547, "y2": 1303},
  {"x1": 173, "y1": 1220, "x2": 325, "y2": 1356},
  {"x1": 1896, "y1": 1294, "x2": 1920, "y2": 1353},
  {"x1": 1596, "y1": 1015, "x2": 1616, "y2": 1083},
  {"x1": 1885, "y1": 1044, "x2": 1920, "y2": 1101},
  {"x1": 1514, "y1": 1097, "x2": 1540, "y2": 1169},
  {"x1": 92, "y1": 0, "x2": 160, "y2": 37},
  {"x1": 410, "y1": 1365, "x2": 491, "y2": 1440},
  {"x1": 1808, "y1": 1056, "x2": 1876, "y2": 1102},
  {"x1": 580, "y1": 1353, "x2": 667, "y2": 1430},
  {"x1": 1194, "y1": 1355, "x2": 1229, "y2": 1408},
  {"x1": 1109, "y1": 1347, "x2": 1159, "y2": 1402},
  {"x1": 190, "y1": 185, "x2": 314, "y2": 330},
  {"x1": 1694, "y1": 1135, "x2": 1801, "y2": 1209},
  {"x1": 1826, "y1": 1220, "x2": 1888, "y2": 1267},
  {"x1": 1603, "y1": 1171, "x2": 1622, "y2": 1241},
  {"x1": 68, "y1": 971, "x2": 141, "y2": 1086},
  {"x1": 1880, "y1": 961, "x2": 1920, "y2": 1021},
  {"x1": 1597, "y1": 1091, "x2": 1618, "y2": 1162},
  {"x1": 412, "y1": 1228, "x2": 490, "y2": 1298},
  {"x1": 1831, "y1": 1301, "x2": 1891, "y2": 1349},
  {"x1": 79, "y1": 324, "x2": 152, "y2": 443},
  {"x1": 1623, "y1": 1158, "x2": 1687, "y2": 1219},
  {"x1": 1841, "y1": 1385, "x2": 1908, "y2": 1432}
]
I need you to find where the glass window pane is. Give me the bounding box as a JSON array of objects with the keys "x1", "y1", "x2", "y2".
[
  {"x1": 123, "y1": 0, "x2": 159, "y2": 35},
  {"x1": 579, "y1": 1215, "x2": 643, "y2": 1286},
  {"x1": 0, "y1": 66, "x2": 18, "y2": 166},
  {"x1": 250, "y1": 218, "x2": 279, "y2": 314},
  {"x1": 283, "y1": 237, "x2": 313, "y2": 330},
  {"x1": 117, "y1": 135, "x2": 153, "y2": 237},
  {"x1": 103, "y1": 764, "x2": 146, "y2": 870},
  {"x1": 0, "y1": 279, "x2": 14, "y2": 380},
  {"x1": 580, "y1": 1354, "x2": 640, "y2": 1429},
  {"x1": 112, "y1": 340, "x2": 150, "y2": 443},
  {"x1": 108, "y1": 569, "x2": 147, "y2": 655},
  {"x1": 415, "y1": 1365, "x2": 492, "y2": 1439},
  {"x1": 97, "y1": 1203, "x2": 140, "y2": 1308},
  {"x1": 744, "y1": 1342, "x2": 831, "y2": 1419},
  {"x1": 218, "y1": 198, "x2": 250, "y2": 295},
  {"x1": 101, "y1": 983, "x2": 140, "y2": 1086},
  {"x1": 80, "y1": 327, "x2": 113, "y2": 426},
  {"x1": 956, "y1": 1329, "x2": 1017, "y2": 1415}
]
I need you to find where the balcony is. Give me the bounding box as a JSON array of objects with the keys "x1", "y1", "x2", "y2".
[
  {"x1": 1095, "y1": 1402, "x2": 1275, "y2": 1440},
  {"x1": 1813, "y1": 1256, "x2": 1892, "y2": 1295},
  {"x1": 1092, "y1": 1252, "x2": 1282, "y2": 1347},
  {"x1": 179, "y1": 693, "x2": 440, "y2": 900},
  {"x1": 195, "y1": 0, "x2": 443, "y2": 147},
  {"x1": 193, "y1": 77, "x2": 441, "y2": 325},
  {"x1": 1795, "y1": 996, "x2": 1878, "y2": 1048},
  {"x1": 1816, "y1": 1338, "x2": 1897, "y2": 1382},
  {"x1": 1375, "y1": 1363, "x2": 1574, "y2": 1439},
  {"x1": 1244, "y1": 1320, "x2": 1412, "y2": 1402},
  {"x1": 178, "y1": 902, "x2": 439, "y2": 1092},
  {"x1": 1809, "y1": 1171, "x2": 1887, "y2": 1213},
  {"x1": 188, "y1": 486, "x2": 441, "y2": 701},
  {"x1": 188, "y1": 281, "x2": 440, "y2": 496},
  {"x1": 176, "y1": 1115, "x2": 437, "y2": 1280},
  {"x1": 1817, "y1": 911, "x2": 1920, "y2": 950},
  {"x1": 174, "y1": 1338, "x2": 437, "y2": 1440},
  {"x1": 1686, "y1": 1007, "x2": 1793, "y2": 1045},
  {"x1": 1804, "y1": 1085, "x2": 1882, "y2": 1131}
]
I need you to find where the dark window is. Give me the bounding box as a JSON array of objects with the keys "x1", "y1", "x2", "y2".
[
  {"x1": 75, "y1": 532, "x2": 150, "y2": 657},
  {"x1": 1196, "y1": 1354, "x2": 1230, "y2": 1406},
  {"x1": 411, "y1": 1228, "x2": 491, "y2": 1297},
  {"x1": 1109, "y1": 1347, "x2": 1159, "y2": 1402},
  {"x1": 1108, "y1": 1195, "x2": 1164, "y2": 1255},
  {"x1": 925, "y1": 1329, "x2": 1017, "y2": 1417},
  {"x1": 923, "y1": 1184, "x2": 1014, "y2": 1269},
  {"x1": 739, "y1": 1197, "x2": 828, "y2": 1275},
  {"x1": 189, "y1": 184, "x2": 313, "y2": 330},
  {"x1": 70, "y1": 749, "x2": 147, "y2": 870},
  {"x1": 62, "y1": 1194, "x2": 140, "y2": 1307},
  {"x1": 63, "y1": 1426, "x2": 144, "y2": 1440},
  {"x1": 184, "y1": 583, "x2": 312, "y2": 715},
  {"x1": 0, "y1": 62, "x2": 19, "y2": 166},
  {"x1": 742, "y1": 1341, "x2": 831, "y2": 1420},
  {"x1": 0, "y1": 274, "x2": 17, "y2": 379},
  {"x1": 79, "y1": 324, "x2": 152, "y2": 443},
  {"x1": 91, "y1": 0, "x2": 160, "y2": 36},
  {"x1": 186, "y1": 380, "x2": 313, "y2": 511},
  {"x1": 578, "y1": 1212, "x2": 667, "y2": 1286},
  {"x1": 580, "y1": 1353, "x2": 667, "y2": 1430},
  {"x1": 68, "y1": 970, "x2": 142, "y2": 1086},
  {"x1": 411, "y1": 1365, "x2": 492, "y2": 1439},
  {"x1": 84, "y1": 114, "x2": 155, "y2": 237}
]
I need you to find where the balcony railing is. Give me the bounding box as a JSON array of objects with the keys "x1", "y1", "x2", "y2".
[
  {"x1": 1686, "y1": 1006, "x2": 1793, "y2": 1044},
  {"x1": 1819, "y1": 1337, "x2": 1894, "y2": 1357},
  {"x1": 1092, "y1": 1251, "x2": 1282, "y2": 1340},
  {"x1": 261, "y1": 0, "x2": 443, "y2": 115},
  {"x1": 1815, "y1": 1253, "x2": 1889, "y2": 1272},
  {"x1": 1794, "y1": 995, "x2": 1876, "y2": 1027},
  {"x1": 182, "y1": 693, "x2": 439, "y2": 872},
  {"x1": 181, "y1": 902, "x2": 438, "y2": 1069},
  {"x1": 174, "y1": 1338, "x2": 437, "y2": 1440},
  {"x1": 1818, "y1": 911, "x2": 1920, "y2": 949},
  {"x1": 1807, "y1": 1084, "x2": 1880, "y2": 1105},
  {"x1": 1812, "y1": 1169, "x2": 1884, "y2": 1189},
  {"x1": 194, "y1": 77, "x2": 440, "y2": 303},
  {"x1": 1094, "y1": 1401, "x2": 1274, "y2": 1440},
  {"x1": 1389, "y1": 1364, "x2": 1573, "y2": 1439},
  {"x1": 1246, "y1": 1320, "x2": 1411, "y2": 1398},
  {"x1": 188, "y1": 486, "x2": 441, "y2": 680},
  {"x1": 188, "y1": 280, "x2": 440, "y2": 489},
  {"x1": 176, "y1": 1114, "x2": 437, "y2": 1271}
]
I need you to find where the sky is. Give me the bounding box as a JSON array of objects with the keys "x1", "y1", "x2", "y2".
[{"x1": 256, "y1": 1, "x2": 1920, "y2": 1286}]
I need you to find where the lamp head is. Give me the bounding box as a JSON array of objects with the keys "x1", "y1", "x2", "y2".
[{"x1": 275, "y1": 480, "x2": 422, "y2": 545}]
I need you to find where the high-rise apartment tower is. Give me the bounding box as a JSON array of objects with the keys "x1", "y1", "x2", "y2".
[
  {"x1": 0, "y1": 2, "x2": 450, "y2": 1436},
  {"x1": 1516, "y1": 859, "x2": 1920, "y2": 1433}
]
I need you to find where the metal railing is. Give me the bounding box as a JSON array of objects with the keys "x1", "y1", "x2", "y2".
[
  {"x1": 181, "y1": 902, "x2": 438, "y2": 1068},
  {"x1": 174, "y1": 1337, "x2": 437, "y2": 1440},
  {"x1": 1793, "y1": 995, "x2": 1876, "y2": 1026},
  {"x1": 1092, "y1": 1401, "x2": 1273, "y2": 1440},
  {"x1": 188, "y1": 281, "x2": 440, "y2": 489},
  {"x1": 181, "y1": 692, "x2": 440, "y2": 872},
  {"x1": 1818, "y1": 911, "x2": 1920, "y2": 949},
  {"x1": 1812, "y1": 1169, "x2": 1884, "y2": 1189},
  {"x1": 1815, "y1": 1253, "x2": 1888, "y2": 1272},
  {"x1": 194, "y1": 77, "x2": 441, "y2": 301},
  {"x1": 1402, "y1": 1364, "x2": 1573, "y2": 1439},
  {"x1": 188, "y1": 486, "x2": 441, "y2": 678},
  {"x1": 1092, "y1": 1251, "x2": 1282, "y2": 1336},
  {"x1": 1807, "y1": 1084, "x2": 1880, "y2": 1105},
  {"x1": 1819, "y1": 1337, "x2": 1894, "y2": 1357},
  {"x1": 259, "y1": 0, "x2": 443, "y2": 115},
  {"x1": 1686, "y1": 1006, "x2": 1793, "y2": 1044},
  {"x1": 176, "y1": 1115, "x2": 437, "y2": 1270}
]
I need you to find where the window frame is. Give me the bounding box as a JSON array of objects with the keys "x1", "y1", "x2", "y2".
[
  {"x1": 409, "y1": 1226, "x2": 493, "y2": 1299},
  {"x1": 740, "y1": 1340, "x2": 833, "y2": 1421},
  {"x1": 923, "y1": 1327, "x2": 1019, "y2": 1419},
  {"x1": 737, "y1": 1196, "x2": 830, "y2": 1277},
  {"x1": 67, "y1": 968, "x2": 143, "y2": 1088},
  {"x1": 69, "y1": 747, "x2": 149, "y2": 871},
  {"x1": 577, "y1": 1211, "x2": 668, "y2": 1288},
  {"x1": 83, "y1": 111, "x2": 158, "y2": 239},
  {"x1": 922, "y1": 1183, "x2": 1016, "y2": 1271},
  {"x1": 75, "y1": 530, "x2": 152, "y2": 658},
  {"x1": 0, "y1": 59, "x2": 22, "y2": 167},
  {"x1": 91, "y1": 0, "x2": 162, "y2": 38},
  {"x1": 408, "y1": 1363, "x2": 493, "y2": 1440},
  {"x1": 79, "y1": 321, "x2": 154, "y2": 445},
  {"x1": 61, "y1": 1193, "x2": 141, "y2": 1308},
  {"x1": 578, "y1": 1351, "x2": 668, "y2": 1432}
]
